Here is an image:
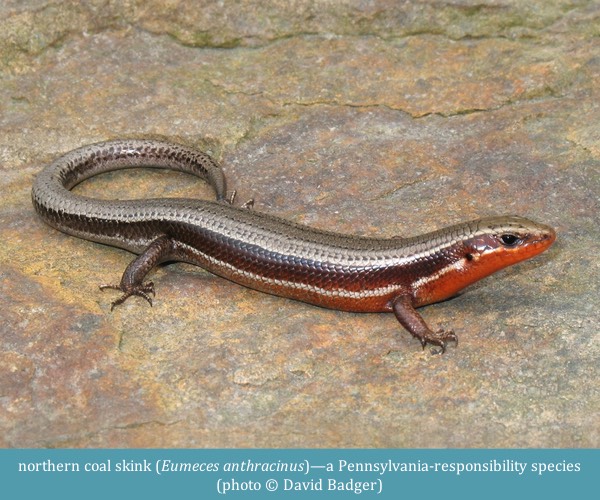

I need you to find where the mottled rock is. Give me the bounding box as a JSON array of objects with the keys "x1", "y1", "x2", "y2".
[{"x1": 0, "y1": 0, "x2": 598, "y2": 448}]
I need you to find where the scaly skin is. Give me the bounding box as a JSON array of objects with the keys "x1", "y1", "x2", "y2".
[{"x1": 32, "y1": 140, "x2": 556, "y2": 352}]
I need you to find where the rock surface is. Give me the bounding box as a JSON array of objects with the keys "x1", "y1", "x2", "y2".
[{"x1": 1, "y1": 0, "x2": 598, "y2": 447}]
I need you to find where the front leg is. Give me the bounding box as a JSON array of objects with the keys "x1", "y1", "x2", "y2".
[
  {"x1": 391, "y1": 294, "x2": 458, "y2": 354},
  {"x1": 100, "y1": 235, "x2": 174, "y2": 310}
]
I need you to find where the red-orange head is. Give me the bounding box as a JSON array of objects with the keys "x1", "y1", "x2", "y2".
[{"x1": 413, "y1": 215, "x2": 556, "y2": 306}]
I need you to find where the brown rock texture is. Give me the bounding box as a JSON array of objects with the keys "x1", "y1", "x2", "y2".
[{"x1": 1, "y1": 0, "x2": 598, "y2": 447}]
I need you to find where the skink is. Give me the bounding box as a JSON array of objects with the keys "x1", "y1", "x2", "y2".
[{"x1": 31, "y1": 139, "x2": 556, "y2": 352}]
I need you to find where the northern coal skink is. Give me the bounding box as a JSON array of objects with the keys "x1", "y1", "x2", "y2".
[{"x1": 32, "y1": 139, "x2": 556, "y2": 352}]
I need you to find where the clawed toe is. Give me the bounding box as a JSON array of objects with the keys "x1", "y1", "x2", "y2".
[
  {"x1": 242, "y1": 198, "x2": 255, "y2": 209},
  {"x1": 436, "y1": 328, "x2": 458, "y2": 346},
  {"x1": 418, "y1": 329, "x2": 458, "y2": 354},
  {"x1": 99, "y1": 281, "x2": 156, "y2": 310}
]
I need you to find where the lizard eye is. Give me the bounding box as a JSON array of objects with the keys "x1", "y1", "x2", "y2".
[{"x1": 499, "y1": 233, "x2": 520, "y2": 246}]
